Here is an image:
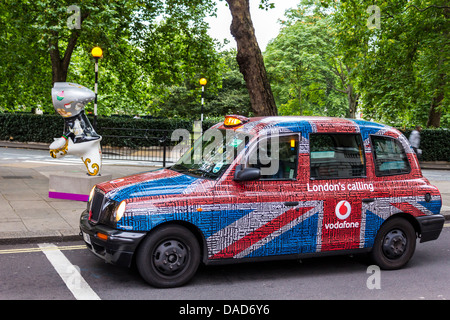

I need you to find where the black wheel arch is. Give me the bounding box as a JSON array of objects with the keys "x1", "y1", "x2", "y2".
[
  {"x1": 132, "y1": 220, "x2": 208, "y2": 267},
  {"x1": 384, "y1": 212, "x2": 421, "y2": 237}
]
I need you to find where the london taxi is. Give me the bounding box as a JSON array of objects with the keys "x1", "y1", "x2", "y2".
[{"x1": 80, "y1": 115, "x2": 444, "y2": 288}]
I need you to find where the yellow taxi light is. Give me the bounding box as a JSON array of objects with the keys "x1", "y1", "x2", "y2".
[{"x1": 223, "y1": 115, "x2": 249, "y2": 128}]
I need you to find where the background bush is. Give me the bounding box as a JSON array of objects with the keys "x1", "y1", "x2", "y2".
[
  {"x1": 402, "y1": 129, "x2": 450, "y2": 162},
  {"x1": 1, "y1": 113, "x2": 448, "y2": 161},
  {"x1": 0, "y1": 113, "x2": 218, "y2": 147},
  {"x1": 0, "y1": 113, "x2": 63, "y2": 143}
]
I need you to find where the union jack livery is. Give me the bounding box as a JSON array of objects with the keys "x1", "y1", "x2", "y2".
[{"x1": 80, "y1": 116, "x2": 444, "y2": 288}]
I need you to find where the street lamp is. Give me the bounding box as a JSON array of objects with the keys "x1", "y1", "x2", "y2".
[
  {"x1": 91, "y1": 46, "x2": 103, "y2": 128},
  {"x1": 199, "y1": 78, "x2": 207, "y2": 122}
]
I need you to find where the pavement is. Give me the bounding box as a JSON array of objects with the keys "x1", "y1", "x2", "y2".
[
  {"x1": 0, "y1": 148, "x2": 159, "y2": 244},
  {"x1": 0, "y1": 145, "x2": 449, "y2": 245}
]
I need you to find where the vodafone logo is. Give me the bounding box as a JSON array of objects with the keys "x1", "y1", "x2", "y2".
[
  {"x1": 325, "y1": 200, "x2": 359, "y2": 230},
  {"x1": 335, "y1": 200, "x2": 351, "y2": 220}
]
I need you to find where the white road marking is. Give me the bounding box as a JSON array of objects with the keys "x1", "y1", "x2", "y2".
[{"x1": 38, "y1": 243, "x2": 100, "y2": 300}]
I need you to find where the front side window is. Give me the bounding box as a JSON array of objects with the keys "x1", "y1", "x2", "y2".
[
  {"x1": 371, "y1": 135, "x2": 411, "y2": 176},
  {"x1": 171, "y1": 129, "x2": 251, "y2": 179},
  {"x1": 310, "y1": 133, "x2": 366, "y2": 179},
  {"x1": 247, "y1": 134, "x2": 299, "y2": 180}
]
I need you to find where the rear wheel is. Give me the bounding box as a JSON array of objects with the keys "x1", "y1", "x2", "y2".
[
  {"x1": 370, "y1": 217, "x2": 416, "y2": 270},
  {"x1": 136, "y1": 224, "x2": 200, "y2": 288}
]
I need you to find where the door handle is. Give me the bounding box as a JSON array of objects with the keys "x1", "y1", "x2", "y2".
[
  {"x1": 284, "y1": 201, "x2": 299, "y2": 207},
  {"x1": 362, "y1": 198, "x2": 375, "y2": 203}
]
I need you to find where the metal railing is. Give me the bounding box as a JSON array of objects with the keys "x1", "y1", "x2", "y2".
[{"x1": 98, "y1": 127, "x2": 193, "y2": 166}]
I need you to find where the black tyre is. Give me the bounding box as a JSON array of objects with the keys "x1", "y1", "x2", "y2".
[
  {"x1": 136, "y1": 224, "x2": 200, "y2": 288},
  {"x1": 370, "y1": 217, "x2": 416, "y2": 270}
]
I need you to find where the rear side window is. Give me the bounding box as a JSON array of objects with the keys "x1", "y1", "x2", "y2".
[
  {"x1": 310, "y1": 133, "x2": 366, "y2": 179},
  {"x1": 371, "y1": 135, "x2": 411, "y2": 176}
]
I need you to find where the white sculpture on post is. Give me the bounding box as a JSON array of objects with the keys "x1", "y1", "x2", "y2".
[{"x1": 49, "y1": 82, "x2": 102, "y2": 176}]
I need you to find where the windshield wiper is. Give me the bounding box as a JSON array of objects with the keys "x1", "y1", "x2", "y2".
[
  {"x1": 171, "y1": 164, "x2": 190, "y2": 173},
  {"x1": 172, "y1": 164, "x2": 220, "y2": 179},
  {"x1": 187, "y1": 168, "x2": 217, "y2": 179}
]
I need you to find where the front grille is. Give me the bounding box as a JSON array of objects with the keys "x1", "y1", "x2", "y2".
[
  {"x1": 88, "y1": 190, "x2": 118, "y2": 226},
  {"x1": 89, "y1": 190, "x2": 105, "y2": 222}
]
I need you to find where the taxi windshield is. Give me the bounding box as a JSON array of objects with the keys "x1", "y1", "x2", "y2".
[{"x1": 171, "y1": 128, "x2": 251, "y2": 179}]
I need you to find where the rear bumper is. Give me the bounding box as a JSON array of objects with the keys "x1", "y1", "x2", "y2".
[
  {"x1": 416, "y1": 214, "x2": 445, "y2": 243},
  {"x1": 79, "y1": 210, "x2": 146, "y2": 267}
]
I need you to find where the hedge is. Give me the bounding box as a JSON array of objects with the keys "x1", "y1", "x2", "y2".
[
  {"x1": 401, "y1": 129, "x2": 450, "y2": 162},
  {"x1": 0, "y1": 113, "x2": 64, "y2": 144},
  {"x1": 0, "y1": 113, "x2": 448, "y2": 161},
  {"x1": 0, "y1": 113, "x2": 218, "y2": 147}
]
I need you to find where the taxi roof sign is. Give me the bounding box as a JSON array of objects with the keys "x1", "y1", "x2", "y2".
[{"x1": 224, "y1": 115, "x2": 249, "y2": 128}]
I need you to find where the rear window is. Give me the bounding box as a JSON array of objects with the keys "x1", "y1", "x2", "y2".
[
  {"x1": 371, "y1": 135, "x2": 411, "y2": 176},
  {"x1": 310, "y1": 133, "x2": 366, "y2": 179}
]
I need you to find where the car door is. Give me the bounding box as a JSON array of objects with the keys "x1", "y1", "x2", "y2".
[
  {"x1": 210, "y1": 132, "x2": 306, "y2": 260},
  {"x1": 308, "y1": 132, "x2": 370, "y2": 251}
]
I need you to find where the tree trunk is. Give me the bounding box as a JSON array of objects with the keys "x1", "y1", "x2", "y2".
[
  {"x1": 347, "y1": 83, "x2": 358, "y2": 119},
  {"x1": 427, "y1": 85, "x2": 443, "y2": 128},
  {"x1": 226, "y1": 0, "x2": 277, "y2": 116},
  {"x1": 426, "y1": 55, "x2": 445, "y2": 128},
  {"x1": 298, "y1": 85, "x2": 302, "y2": 115},
  {"x1": 49, "y1": 12, "x2": 88, "y2": 84},
  {"x1": 49, "y1": 31, "x2": 82, "y2": 84}
]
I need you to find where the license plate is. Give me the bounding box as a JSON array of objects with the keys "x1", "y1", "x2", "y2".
[{"x1": 83, "y1": 232, "x2": 91, "y2": 245}]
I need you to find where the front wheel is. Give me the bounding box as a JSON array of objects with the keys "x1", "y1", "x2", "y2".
[
  {"x1": 370, "y1": 217, "x2": 416, "y2": 270},
  {"x1": 136, "y1": 224, "x2": 200, "y2": 288}
]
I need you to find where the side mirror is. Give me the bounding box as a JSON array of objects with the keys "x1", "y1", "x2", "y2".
[{"x1": 234, "y1": 165, "x2": 261, "y2": 181}]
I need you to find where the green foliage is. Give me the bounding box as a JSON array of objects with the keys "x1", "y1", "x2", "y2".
[
  {"x1": 322, "y1": 0, "x2": 449, "y2": 127},
  {"x1": 205, "y1": 50, "x2": 253, "y2": 116},
  {"x1": 1, "y1": 0, "x2": 447, "y2": 127},
  {"x1": 0, "y1": 113, "x2": 64, "y2": 143},
  {"x1": 154, "y1": 49, "x2": 251, "y2": 118},
  {"x1": 0, "y1": 112, "x2": 218, "y2": 147},
  {"x1": 264, "y1": 2, "x2": 358, "y2": 117},
  {"x1": 1, "y1": 113, "x2": 448, "y2": 161},
  {"x1": 0, "y1": 0, "x2": 223, "y2": 118}
]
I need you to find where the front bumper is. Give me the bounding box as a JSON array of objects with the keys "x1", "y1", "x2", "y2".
[
  {"x1": 417, "y1": 214, "x2": 445, "y2": 243},
  {"x1": 79, "y1": 210, "x2": 147, "y2": 267}
]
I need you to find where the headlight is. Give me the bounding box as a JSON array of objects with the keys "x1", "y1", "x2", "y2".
[
  {"x1": 88, "y1": 186, "x2": 96, "y2": 202},
  {"x1": 115, "y1": 200, "x2": 126, "y2": 222}
]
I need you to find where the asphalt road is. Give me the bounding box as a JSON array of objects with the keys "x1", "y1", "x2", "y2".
[{"x1": 1, "y1": 225, "x2": 449, "y2": 301}]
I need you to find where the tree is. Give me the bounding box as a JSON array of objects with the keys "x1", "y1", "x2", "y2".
[
  {"x1": 329, "y1": 60, "x2": 360, "y2": 119},
  {"x1": 225, "y1": 0, "x2": 278, "y2": 116},
  {"x1": 32, "y1": 1, "x2": 141, "y2": 84},
  {"x1": 155, "y1": 49, "x2": 252, "y2": 119},
  {"x1": 265, "y1": 8, "x2": 349, "y2": 117},
  {"x1": 0, "y1": 0, "x2": 222, "y2": 116},
  {"x1": 321, "y1": 0, "x2": 449, "y2": 127},
  {"x1": 205, "y1": 49, "x2": 252, "y2": 117}
]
